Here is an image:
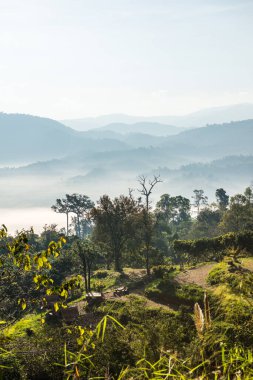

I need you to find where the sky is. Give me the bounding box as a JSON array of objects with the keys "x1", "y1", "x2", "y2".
[{"x1": 0, "y1": 0, "x2": 253, "y2": 119}]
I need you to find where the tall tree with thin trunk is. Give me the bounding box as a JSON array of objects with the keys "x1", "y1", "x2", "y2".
[
  {"x1": 51, "y1": 197, "x2": 72, "y2": 236},
  {"x1": 192, "y1": 189, "x2": 208, "y2": 215},
  {"x1": 66, "y1": 193, "x2": 94, "y2": 238},
  {"x1": 73, "y1": 239, "x2": 100, "y2": 293},
  {"x1": 215, "y1": 188, "x2": 229, "y2": 211},
  {"x1": 138, "y1": 175, "x2": 162, "y2": 275}
]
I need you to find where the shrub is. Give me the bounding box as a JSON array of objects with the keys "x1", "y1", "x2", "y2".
[
  {"x1": 94, "y1": 270, "x2": 109, "y2": 279},
  {"x1": 152, "y1": 265, "x2": 173, "y2": 279},
  {"x1": 207, "y1": 263, "x2": 227, "y2": 285},
  {"x1": 93, "y1": 280, "x2": 105, "y2": 292},
  {"x1": 145, "y1": 287, "x2": 162, "y2": 299},
  {"x1": 175, "y1": 284, "x2": 204, "y2": 303}
]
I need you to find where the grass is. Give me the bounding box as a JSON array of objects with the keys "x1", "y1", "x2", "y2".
[
  {"x1": 3, "y1": 314, "x2": 42, "y2": 339},
  {"x1": 207, "y1": 262, "x2": 228, "y2": 285},
  {"x1": 241, "y1": 257, "x2": 253, "y2": 271},
  {"x1": 91, "y1": 269, "x2": 122, "y2": 290}
]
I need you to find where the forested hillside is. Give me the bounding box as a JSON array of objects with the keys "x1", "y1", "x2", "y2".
[{"x1": 1, "y1": 184, "x2": 253, "y2": 379}]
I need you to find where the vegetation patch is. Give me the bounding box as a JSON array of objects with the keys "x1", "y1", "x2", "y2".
[
  {"x1": 207, "y1": 262, "x2": 228, "y2": 285},
  {"x1": 3, "y1": 314, "x2": 42, "y2": 339}
]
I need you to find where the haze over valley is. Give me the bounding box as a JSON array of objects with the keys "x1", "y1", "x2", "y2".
[{"x1": 1, "y1": 105, "x2": 253, "y2": 232}]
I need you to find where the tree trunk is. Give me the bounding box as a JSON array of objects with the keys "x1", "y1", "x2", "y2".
[
  {"x1": 114, "y1": 250, "x2": 122, "y2": 272},
  {"x1": 83, "y1": 260, "x2": 88, "y2": 293},
  {"x1": 87, "y1": 262, "x2": 91, "y2": 292},
  {"x1": 146, "y1": 248, "x2": 150, "y2": 276},
  {"x1": 77, "y1": 215, "x2": 80, "y2": 238},
  {"x1": 66, "y1": 212, "x2": 69, "y2": 236}
]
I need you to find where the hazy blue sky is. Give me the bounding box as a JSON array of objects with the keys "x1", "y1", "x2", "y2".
[{"x1": 0, "y1": 0, "x2": 253, "y2": 119}]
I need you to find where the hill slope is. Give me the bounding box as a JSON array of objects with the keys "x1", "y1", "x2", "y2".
[{"x1": 0, "y1": 113, "x2": 129, "y2": 164}]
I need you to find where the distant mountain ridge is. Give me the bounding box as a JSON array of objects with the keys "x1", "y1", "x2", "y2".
[
  {"x1": 0, "y1": 113, "x2": 253, "y2": 165},
  {"x1": 0, "y1": 112, "x2": 252, "y2": 208},
  {"x1": 0, "y1": 113, "x2": 129, "y2": 163},
  {"x1": 62, "y1": 103, "x2": 253, "y2": 130},
  {"x1": 95, "y1": 122, "x2": 185, "y2": 136}
]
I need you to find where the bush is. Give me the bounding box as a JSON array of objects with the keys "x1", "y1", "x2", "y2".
[
  {"x1": 207, "y1": 263, "x2": 227, "y2": 285},
  {"x1": 145, "y1": 287, "x2": 162, "y2": 299},
  {"x1": 93, "y1": 280, "x2": 105, "y2": 292},
  {"x1": 175, "y1": 284, "x2": 204, "y2": 303},
  {"x1": 152, "y1": 265, "x2": 173, "y2": 279},
  {"x1": 94, "y1": 270, "x2": 109, "y2": 279}
]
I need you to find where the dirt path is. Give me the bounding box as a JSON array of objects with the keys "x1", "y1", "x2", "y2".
[
  {"x1": 75, "y1": 265, "x2": 217, "y2": 314},
  {"x1": 176, "y1": 263, "x2": 216, "y2": 287}
]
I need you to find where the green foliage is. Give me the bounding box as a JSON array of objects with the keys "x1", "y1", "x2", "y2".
[
  {"x1": 145, "y1": 270, "x2": 203, "y2": 307},
  {"x1": 1, "y1": 180, "x2": 253, "y2": 380},
  {"x1": 3, "y1": 314, "x2": 42, "y2": 339},
  {"x1": 175, "y1": 283, "x2": 204, "y2": 304},
  {"x1": 173, "y1": 230, "x2": 253, "y2": 263},
  {"x1": 151, "y1": 265, "x2": 175, "y2": 279},
  {"x1": 207, "y1": 262, "x2": 227, "y2": 285},
  {"x1": 94, "y1": 269, "x2": 109, "y2": 279}
]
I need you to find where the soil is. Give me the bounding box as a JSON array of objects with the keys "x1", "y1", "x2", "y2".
[{"x1": 176, "y1": 263, "x2": 216, "y2": 288}]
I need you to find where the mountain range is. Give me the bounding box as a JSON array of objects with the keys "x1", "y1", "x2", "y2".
[
  {"x1": 62, "y1": 103, "x2": 253, "y2": 130},
  {"x1": 0, "y1": 109, "x2": 252, "y2": 208}
]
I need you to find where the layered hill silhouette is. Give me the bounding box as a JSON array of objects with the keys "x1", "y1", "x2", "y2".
[
  {"x1": 62, "y1": 103, "x2": 253, "y2": 130},
  {"x1": 0, "y1": 113, "x2": 129, "y2": 163},
  {"x1": 0, "y1": 112, "x2": 252, "y2": 207}
]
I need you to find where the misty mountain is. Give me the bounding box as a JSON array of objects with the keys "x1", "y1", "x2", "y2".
[
  {"x1": 3, "y1": 112, "x2": 252, "y2": 168},
  {"x1": 162, "y1": 120, "x2": 253, "y2": 159},
  {"x1": 0, "y1": 113, "x2": 129, "y2": 164},
  {"x1": 95, "y1": 122, "x2": 185, "y2": 136},
  {"x1": 1, "y1": 118, "x2": 252, "y2": 174},
  {"x1": 0, "y1": 154, "x2": 252, "y2": 208},
  {"x1": 0, "y1": 114, "x2": 253, "y2": 208},
  {"x1": 0, "y1": 113, "x2": 77, "y2": 163},
  {"x1": 62, "y1": 103, "x2": 253, "y2": 130}
]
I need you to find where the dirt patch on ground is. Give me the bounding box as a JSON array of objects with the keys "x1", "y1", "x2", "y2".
[
  {"x1": 241, "y1": 258, "x2": 253, "y2": 272},
  {"x1": 176, "y1": 263, "x2": 216, "y2": 288},
  {"x1": 124, "y1": 268, "x2": 147, "y2": 280}
]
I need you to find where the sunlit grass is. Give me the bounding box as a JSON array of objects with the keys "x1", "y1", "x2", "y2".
[{"x1": 3, "y1": 314, "x2": 42, "y2": 339}]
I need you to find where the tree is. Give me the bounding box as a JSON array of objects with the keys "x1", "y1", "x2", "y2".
[
  {"x1": 73, "y1": 239, "x2": 100, "y2": 293},
  {"x1": 138, "y1": 175, "x2": 162, "y2": 275},
  {"x1": 215, "y1": 188, "x2": 229, "y2": 211},
  {"x1": 220, "y1": 191, "x2": 253, "y2": 232},
  {"x1": 155, "y1": 193, "x2": 172, "y2": 224},
  {"x1": 244, "y1": 186, "x2": 253, "y2": 204},
  {"x1": 91, "y1": 195, "x2": 140, "y2": 271},
  {"x1": 156, "y1": 194, "x2": 191, "y2": 225},
  {"x1": 192, "y1": 189, "x2": 208, "y2": 215},
  {"x1": 52, "y1": 194, "x2": 94, "y2": 238},
  {"x1": 137, "y1": 175, "x2": 162, "y2": 211},
  {"x1": 67, "y1": 194, "x2": 94, "y2": 238},
  {"x1": 51, "y1": 197, "x2": 72, "y2": 236},
  {"x1": 71, "y1": 216, "x2": 92, "y2": 239},
  {"x1": 0, "y1": 225, "x2": 82, "y2": 321},
  {"x1": 189, "y1": 208, "x2": 221, "y2": 238},
  {"x1": 40, "y1": 224, "x2": 62, "y2": 247}
]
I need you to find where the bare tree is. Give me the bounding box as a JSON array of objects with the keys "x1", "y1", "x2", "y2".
[
  {"x1": 137, "y1": 175, "x2": 162, "y2": 275},
  {"x1": 137, "y1": 175, "x2": 162, "y2": 211}
]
